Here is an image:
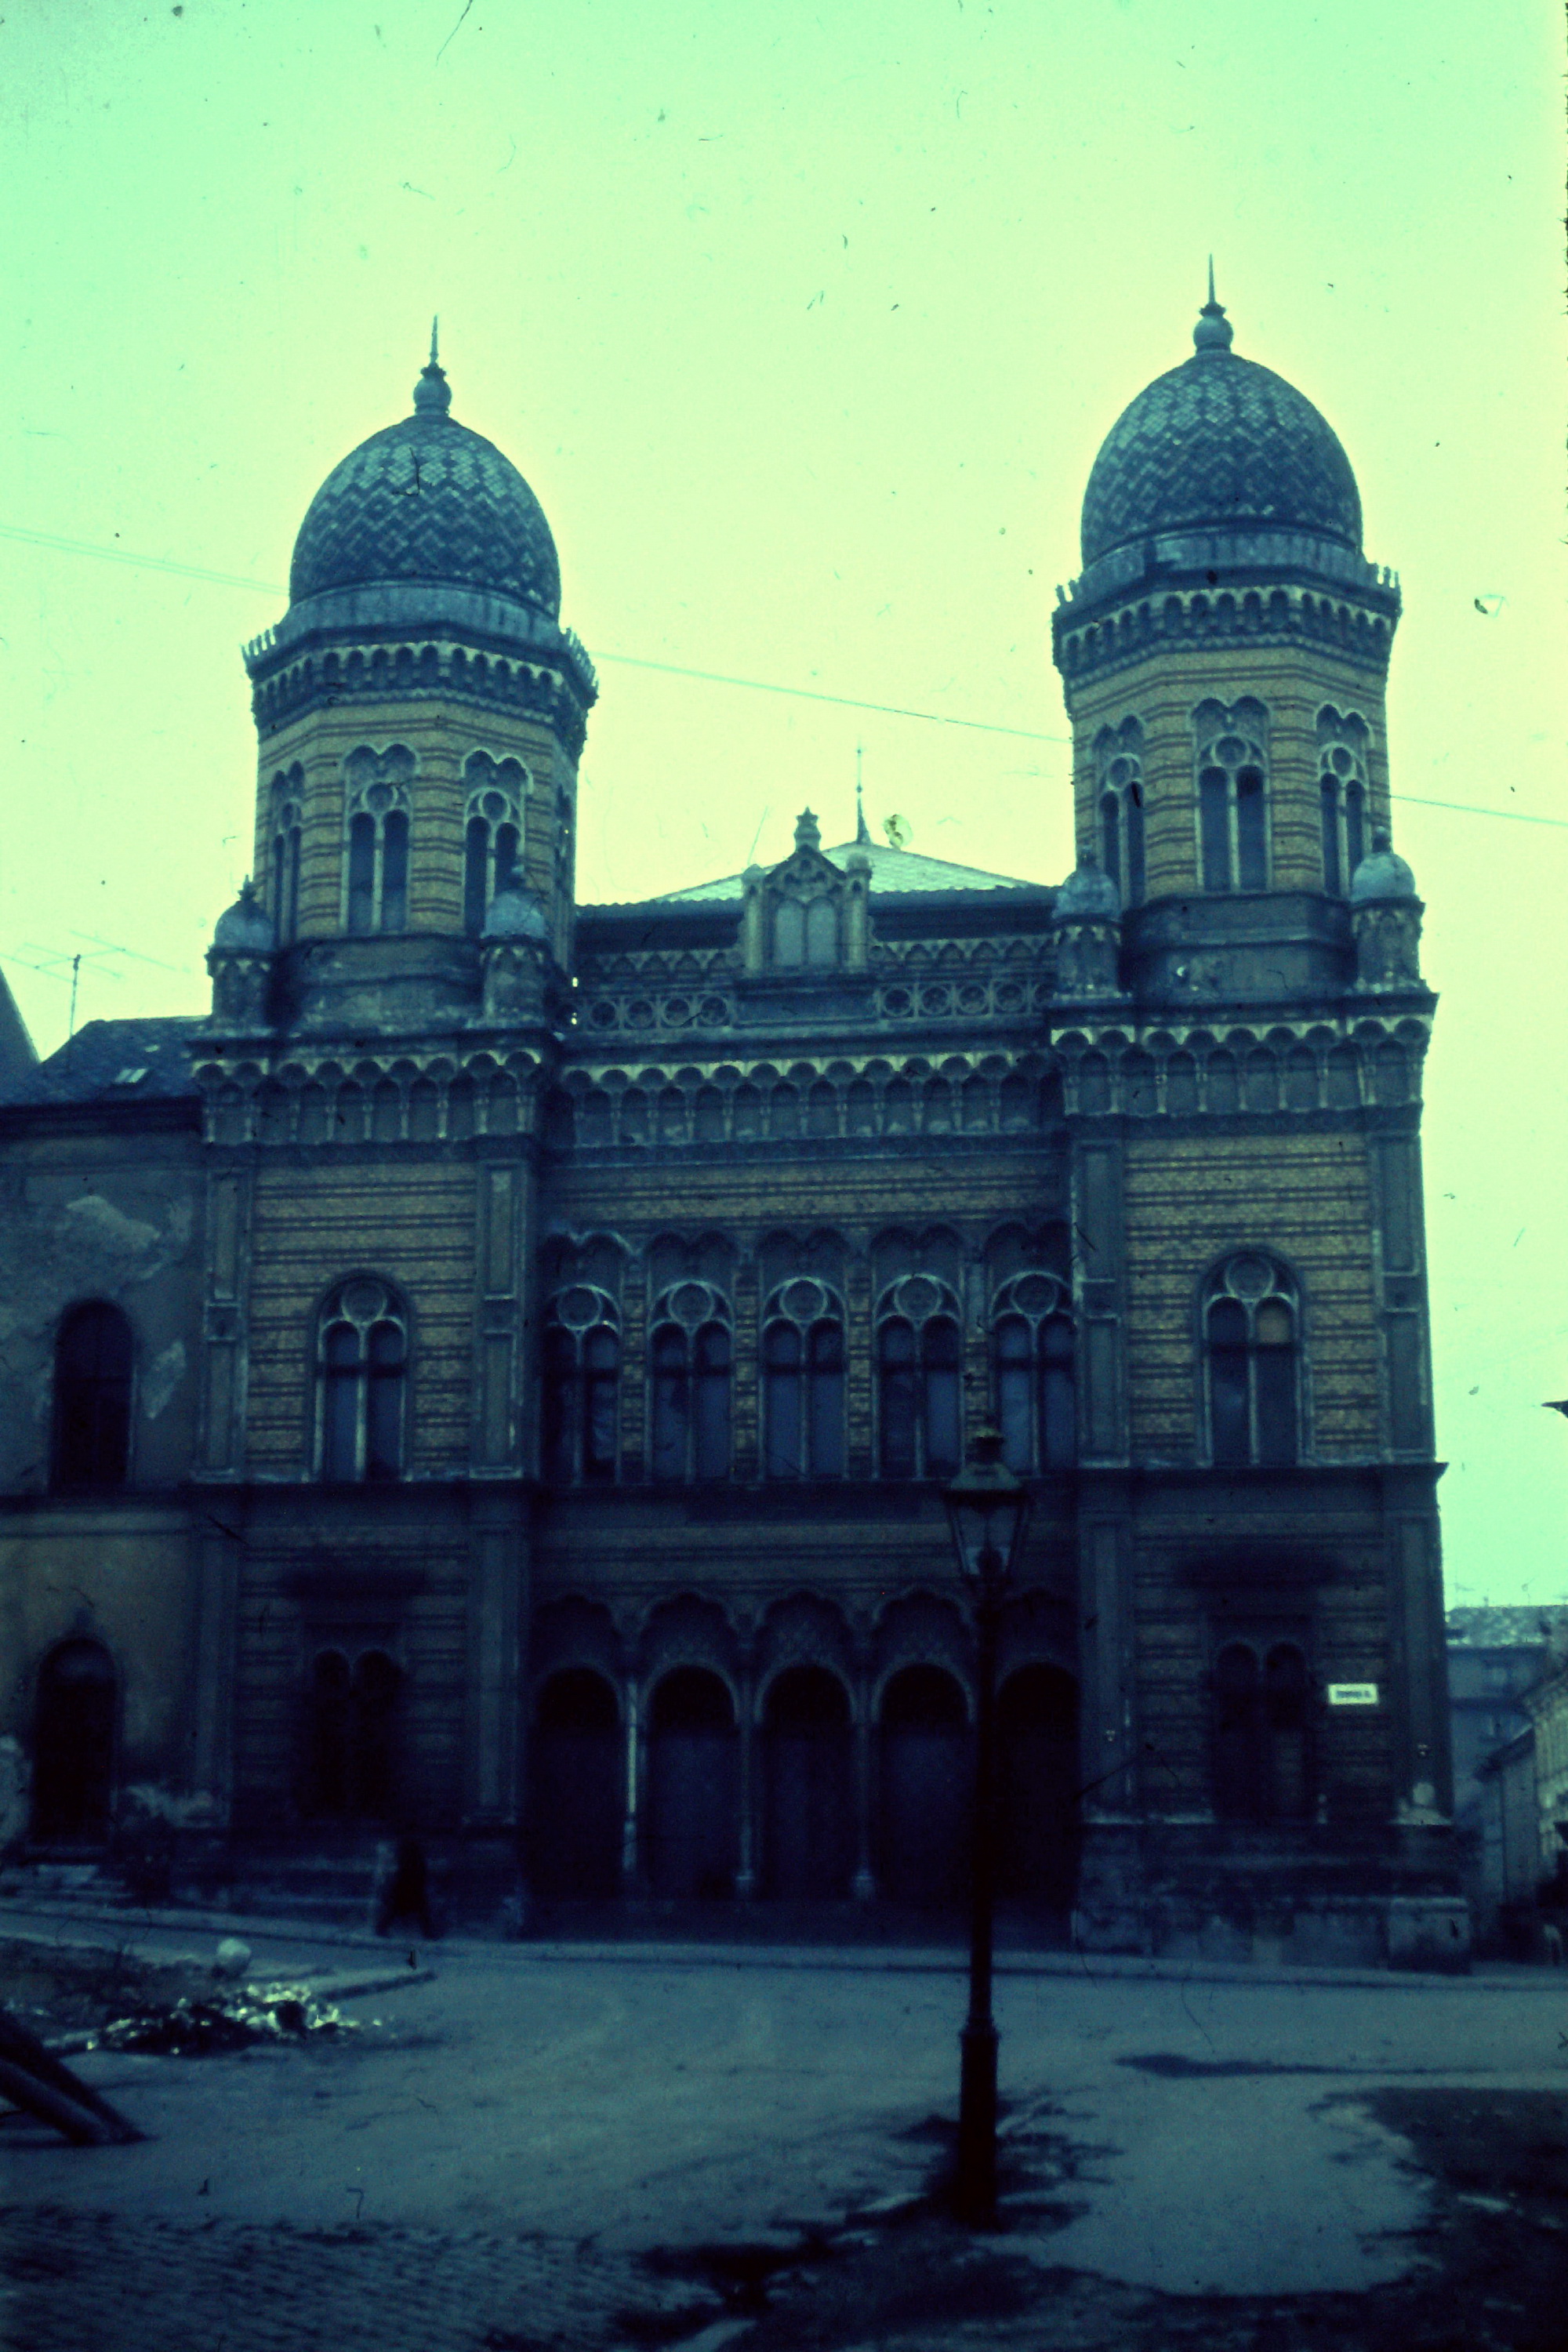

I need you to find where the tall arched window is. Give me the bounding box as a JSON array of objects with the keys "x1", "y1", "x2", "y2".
[
  {"x1": 991, "y1": 1272, "x2": 1075, "y2": 1472},
  {"x1": 1316, "y1": 710, "x2": 1371, "y2": 895},
  {"x1": 649, "y1": 1283, "x2": 733, "y2": 1481},
  {"x1": 318, "y1": 1278, "x2": 408, "y2": 1482},
  {"x1": 342, "y1": 744, "x2": 414, "y2": 935},
  {"x1": 52, "y1": 1301, "x2": 133, "y2": 1491},
  {"x1": 542, "y1": 1287, "x2": 620, "y2": 1483},
  {"x1": 270, "y1": 764, "x2": 304, "y2": 943},
  {"x1": 761, "y1": 1279, "x2": 845, "y2": 1478},
  {"x1": 1195, "y1": 699, "x2": 1269, "y2": 893},
  {"x1": 876, "y1": 1275, "x2": 962, "y2": 1478},
  {"x1": 462, "y1": 752, "x2": 528, "y2": 935},
  {"x1": 1203, "y1": 1254, "x2": 1299, "y2": 1467},
  {"x1": 302, "y1": 1646, "x2": 403, "y2": 1819},
  {"x1": 1213, "y1": 1639, "x2": 1312, "y2": 1821},
  {"x1": 1095, "y1": 720, "x2": 1146, "y2": 908}
]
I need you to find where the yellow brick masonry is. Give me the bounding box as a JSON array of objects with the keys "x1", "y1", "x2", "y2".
[
  {"x1": 1064, "y1": 639, "x2": 1393, "y2": 897},
  {"x1": 245, "y1": 1160, "x2": 478, "y2": 1475},
  {"x1": 252, "y1": 694, "x2": 569, "y2": 938},
  {"x1": 1123, "y1": 1127, "x2": 1379, "y2": 1461}
]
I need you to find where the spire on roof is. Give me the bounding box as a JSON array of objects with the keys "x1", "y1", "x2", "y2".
[
  {"x1": 855, "y1": 746, "x2": 871, "y2": 846},
  {"x1": 1192, "y1": 257, "x2": 1234, "y2": 356},
  {"x1": 414, "y1": 316, "x2": 453, "y2": 416}
]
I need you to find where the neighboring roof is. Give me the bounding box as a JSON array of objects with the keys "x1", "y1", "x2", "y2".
[
  {"x1": 0, "y1": 1018, "x2": 202, "y2": 1109},
  {"x1": 648, "y1": 839, "x2": 1051, "y2": 909},
  {"x1": 1446, "y1": 1606, "x2": 1558, "y2": 1650},
  {"x1": 0, "y1": 967, "x2": 37, "y2": 1088}
]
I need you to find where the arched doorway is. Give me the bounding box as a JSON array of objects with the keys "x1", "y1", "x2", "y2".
[
  {"x1": 762, "y1": 1665, "x2": 854, "y2": 1900},
  {"x1": 877, "y1": 1664, "x2": 970, "y2": 1907},
  {"x1": 301, "y1": 1648, "x2": 404, "y2": 1820},
  {"x1": 997, "y1": 1664, "x2": 1080, "y2": 1915},
  {"x1": 530, "y1": 1668, "x2": 622, "y2": 1896},
  {"x1": 32, "y1": 1639, "x2": 116, "y2": 1844},
  {"x1": 647, "y1": 1668, "x2": 739, "y2": 1898}
]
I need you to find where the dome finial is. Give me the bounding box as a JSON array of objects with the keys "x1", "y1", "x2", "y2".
[
  {"x1": 414, "y1": 318, "x2": 452, "y2": 416},
  {"x1": 1193, "y1": 258, "x2": 1234, "y2": 356}
]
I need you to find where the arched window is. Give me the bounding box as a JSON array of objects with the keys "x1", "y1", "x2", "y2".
[
  {"x1": 1213, "y1": 1639, "x2": 1312, "y2": 1821},
  {"x1": 32, "y1": 1639, "x2": 116, "y2": 1843},
  {"x1": 52, "y1": 1301, "x2": 133, "y2": 1491},
  {"x1": 462, "y1": 752, "x2": 528, "y2": 935},
  {"x1": 342, "y1": 745, "x2": 414, "y2": 935},
  {"x1": 318, "y1": 1278, "x2": 408, "y2": 1482},
  {"x1": 270, "y1": 765, "x2": 303, "y2": 943},
  {"x1": 302, "y1": 1647, "x2": 403, "y2": 1819},
  {"x1": 991, "y1": 1271, "x2": 1075, "y2": 1472},
  {"x1": 1194, "y1": 700, "x2": 1270, "y2": 893},
  {"x1": 771, "y1": 891, "x2": 840, "y2": 969},
  {"x1": 1203, "y1": 1254, "x2": 1299, "y2": 1466},
  {"x1": 1095, "y1": 722, "x2": 1146, "y2": 907},
  {"x1": 875, "y1": 1275, "x2": 963, "y2": 1479},
  {"x1": 542, "y1": 1286, "x2": 620, "y2": 1483},
  {"x1": 762, "y1": 1278, "x2": 845, "y2": 1478},
  {"x1": 1316, "y1": 712, "x2": 1372, "y2": 895},
  {"x1": 649, "y1": 1283, "x2": 733, "y2": 1481}
]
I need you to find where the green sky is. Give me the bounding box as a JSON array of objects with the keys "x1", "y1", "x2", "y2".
[{"x1": 2, "y1": 0, "x2": 1563, "y2": 1606}]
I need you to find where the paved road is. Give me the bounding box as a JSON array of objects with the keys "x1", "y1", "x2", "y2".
[{"x1": 2, "y1": 1911, "x2": 1566, "y2": 2347}]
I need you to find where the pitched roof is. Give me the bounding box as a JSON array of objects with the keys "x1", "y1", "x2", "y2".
[
  {"x1": 648, "y1": 838, "x2": 1051, "y2": 909},
  {"x1": 0, "y1": 1017, "x2": 202, "y2": 1109},
  {"x1": 1446, "y1": 1605, "x2": 1559, "y2": 1651}
]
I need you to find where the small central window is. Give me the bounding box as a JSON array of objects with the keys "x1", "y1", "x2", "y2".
[
  {"x1": 762, "y1": 1279, "x2": 845, "y2": 1477},
  {"x1": 542, "y1": 1287, "x2": 620, "y2": 1483},
  {"x1": 342, "y1": 746, "x2": 415, "y2": 935},
  {"x1": 1204, "y1": 1254, "x2": 1299, "y2": 1466},
  {"x1": 876, "y1": 1275, "x2": 962, "y2": 1479},
  {"x1": 318, "y1": 1278, "x2": 408, "y2": 1481},
  {"x1": 1194, "y1": 702, "x2": 1269, "y2": 893},
  {"x1": 463, "y1": 753, "x2": 528, "y2": 934},
  {"x1": 649, "y1": 1283, "x2": 733, "y2": 1481}
]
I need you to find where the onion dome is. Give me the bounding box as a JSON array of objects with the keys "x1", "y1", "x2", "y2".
[
  {"x1": 482, "y1": 884, "x2": 550, "y2": 943},
  {"x1": 288, "y1": 333, "x2": 561, "y2": 619},
  {"x1": 1054, "y1": 852, "x2": 1121, "y2": 921},
  {"x1": 1350, "y1": 829, "x2": 1417, "y2": 905},
  {"x1": 212, "y1": 879, "x2": 276, "y2": 953},
  {"x1": 1080, "y1": 278, "x2": 1362, "y2": 568}
]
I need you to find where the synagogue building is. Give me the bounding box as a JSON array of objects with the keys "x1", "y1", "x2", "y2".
[{"x1": 0, "y1": 290, "x2": 1465, "y2": 1964}]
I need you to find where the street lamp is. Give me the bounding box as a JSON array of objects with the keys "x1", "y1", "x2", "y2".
[{"x1": 943, "y1": 1421, "x2": 1031, "y2": 2226}]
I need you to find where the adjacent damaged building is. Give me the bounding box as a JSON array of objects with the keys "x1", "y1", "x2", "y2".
[{"x1": 0, "y1": 292, "x2": 1465, "y2": 1964}]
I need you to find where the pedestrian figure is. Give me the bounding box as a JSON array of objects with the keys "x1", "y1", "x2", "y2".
[{"x1": 373, "y1": 1833, "x2": 441, "y2": 1939}]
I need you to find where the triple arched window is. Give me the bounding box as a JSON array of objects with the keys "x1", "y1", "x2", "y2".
[
  {"x1": 318, "y1": 1278, "x2": 408, "y2": 1482},
  {"x1": 876, "y1": 1276, "x2": 962, "y2": 1479},
  {"x1": 542, "y1": 1286, "x2": 621, "y2": 1483},
  {"x1": 1203, "y1": 1254, "x2": 1299, "y2": 1467},
  {"x1": 51, "y1": 1301, "x2": 134, "y2": 1492},
  {"x1": 270, "y1": 764, "x2": 303, "y2": 943},
  {"x1": 992, "y1": 1272, "x2": 1076, "y2": 1472},
  {"x1": 1195, "y1": 699, "x2": 1269, "y2": 893},
  {"x1": 650, "y1": 1283, "x2": 732, "y2": 1481},
  {"x1": 463, "y1": 752, "x2": 527, "y2": 935},
  {"x1": 343, "y1": 745, "x2": 414, "y2": 936},
  {"x1": 761, "y1": 1279, "x2": 845, "y2": 1478}
]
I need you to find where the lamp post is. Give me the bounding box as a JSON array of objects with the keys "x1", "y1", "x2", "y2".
[{"x1": 943, "y1": 1421, "x2": 1031, "y2": 2227}]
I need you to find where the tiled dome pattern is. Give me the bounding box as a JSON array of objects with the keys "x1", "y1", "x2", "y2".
[
  {"x1": 1080, "y1": 352, "x2": 1362, "y2": 568},
  {"x1": 289, "y1": 411, "x2": 562, "y2": 617}
]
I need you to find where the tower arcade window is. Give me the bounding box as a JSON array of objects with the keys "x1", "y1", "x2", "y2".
[
  {"x1": 1194, "y1": 699, "x2": 1269, "y2": 893},
  {"x1": 342, "y1": 744, "x2": 415, "y2": 935},
  {"x1": 52, "y1": 1301, "x2": 134, "y2": 1491},
  {"x1": 649, "y1": 1283, "x2": 733, "y2": 1481},
  {"x1": 1203, "y1": 1254, "x2": 1300, "y2": 1467},
  {"x1": 992, "y1": 1272, "x2": 1076, "y2": 1472},
  {"x1": 1316, "y1": 709, "x2": 1371, "y2": 895},
  {"x1": 318, "y1": 1278, "x2": 408, "y2": 1481},
  {"x1": 762, "y1": 1279, "x2": 845, "y2": 1479},
  {"x1": 542, "y1": 1287, "x2": 620, "y2": 1483},
  {"x1": 876, "y1": 1275, "x2": 962, "y2": 1479},
  {"x1": 462, "y1": 752, "x2": 528, "y2": 935},
  {"x1": 270, "y1": 764, "x2": 304, "y2": 943},
  {"x1": 1094, "y1": 720, "x2": 1146, "y2": 908}
]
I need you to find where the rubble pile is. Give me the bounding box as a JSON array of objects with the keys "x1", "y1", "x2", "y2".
[{"x1": 89, "y1": 1980, "x2": 357, "y2": 2056}]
